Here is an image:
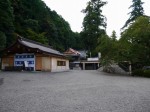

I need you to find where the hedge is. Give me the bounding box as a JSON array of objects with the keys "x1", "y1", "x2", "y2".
[{"x1": 132, "y1": 69, "x2": 150, "y2": 78}]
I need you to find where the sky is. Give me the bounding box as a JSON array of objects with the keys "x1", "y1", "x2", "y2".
[{"x1": 42, "y1": 0, "x2": 150, "y2": 37}]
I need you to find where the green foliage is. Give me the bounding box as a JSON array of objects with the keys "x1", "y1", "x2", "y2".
[
  {"x1": 117, "y1": 36, "x2": 132, "y2": 62},
  {"x1": 144, "y1": 70, "x2": 150, "y2": 77},
  {"x1": 96, "y1": 33, "x2": 119, "y2": 62},
  {"x1": 132, "y1": 69, "x2": 150, "y2": 77},
  {"x1": 0, "y1": 31, "x2": 6, "y2": 50},
  {"x1": 25, "y1": 28, "x2": 48, "y2": 45},
  {"x1": 100, "y1": 55, "x2": 115, "y2": 73},
  {"x1": 121, "y1": 16, "x2": 150, "y2": 64},
  {"x1": 97, "y1": 16, "x2": 150, "y2": 73},
  {"x1": 24, "y1": 19, "x2": 39, "y2": 32},
  {"x1": 122, "y1": 0, "x2": 144, "y2": 29},
  {"x1": 96, "y1": 33, "x2": 120, "y2": 72},
  {"x1": 132, "y1": 69, "x2": 143, "y2": 76},
  {"x1": 111, "y1": 30, "x2": 117, "y2": 41},
  {"x1": 100, "y1": 57, "x2": 112, "y2": 67},
  {"x1": 0, "y1": 0, "x2": 84, "y2": 52},
  {"x1": 97, "y1": 35, "x2": 112, "y2": 58},
  {"x1": 81, "y1": 0, "x2": 107, "y2": 52},
  {"x1": 0, "y1": 0, "x2": 15, "y2": 46}
]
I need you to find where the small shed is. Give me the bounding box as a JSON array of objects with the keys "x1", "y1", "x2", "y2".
[{"x1": 1, "y1": 36, "x2": 69, "y2": 72}]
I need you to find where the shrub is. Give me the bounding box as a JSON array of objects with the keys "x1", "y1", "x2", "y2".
[
  {"x1": 132, "y1": 69, "x2": 144, "y2": 76},
  {"x1": 132, "y1": 69, "x2": 150, "y2": 77},
  {"x1": 143, "y1": 70, "x2": 150, "y2": 77}
]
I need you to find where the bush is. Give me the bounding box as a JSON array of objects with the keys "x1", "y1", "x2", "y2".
[
  {"x1": 143, "y1": 70, "x2": 150, "y2": 77},
  {"x1": 132, "y1": 69, "x2": 150, "y2": 77},
  {"x1": 132, "y1": 69, "x2": 144, "y2": 76}
]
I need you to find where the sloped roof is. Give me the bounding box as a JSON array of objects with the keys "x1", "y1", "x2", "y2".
[
  {"x1": 2, "y1": 36, "x2": 65, "y2": 57},
  {"x1": 19, "y1": 37, "x2": 63, "y2": 56},
  {"x1": 64, "y1": 48, "x2": 81, "y2": 55}
]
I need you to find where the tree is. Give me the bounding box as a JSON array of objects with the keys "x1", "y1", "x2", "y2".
[
  {"x1": 24, "y1": 19, "x2": 39, "y2": 32},
  {"x1": 96, "y1": 34, "x2": 119, "y2": 61},
  {"x1": 111, "y1": 30, "x2": 117, "y2": 41},
  {"x1": 96, "y1": 34, "x2": 120, "y2": 72},
  {"x1": 122, "y1": 0, "x2": 144, "y2": 29},
  {"x1": 26, "y1": 28, "x2": 48, "y2": 45},
  {"x1": 11, "y1": 0, "x2": 80, "y2": 51},
  {"x1": 81, "y1": 0, "x2": 107, "y2": 53},
  {"x1": 121, "y1": 16, "x2": 150, "y2": 65},
  {"x1": 72, "y1": 32, "x2": 84, "y2": 50},
  {"x1": 0, "y1": 0, "x2": 15, "y2": 46},
  {"x1": 0, "y1": 31, "x2": 6, "y2": 50}
]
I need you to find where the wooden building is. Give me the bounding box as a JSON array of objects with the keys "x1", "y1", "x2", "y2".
[
  {"x1": 1, "y1": 36, "x2": 69, "y2": 72},
  {"x1": 64, "y1": 48, "x2": 81, "y2": 61},
  {"x1": 64, "y1": 48, "x2": 100, "y2": 70}
]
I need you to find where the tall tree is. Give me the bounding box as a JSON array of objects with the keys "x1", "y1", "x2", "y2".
[
  {"x1": 122, "y1": 0, "x2": 144, "y2": 29},
  {"x1": 120, "y1": 16, "x2": 150, "y2": 66},
  {"x1": 111, "y1": 30, "x2": 117, "y2": 41},
  {"x1": 96, "y1": 34, "x2": 119, "y2": 65},
  {"x1": 81, "y1": 0, "x2": 107, "y2": 53},
  {"x1": 0, "y1": 0, "x2": 15, "y2": 46}
]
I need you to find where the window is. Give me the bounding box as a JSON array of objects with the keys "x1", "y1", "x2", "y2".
[{"x1": 57, "y1": 61, "x2": 66, "y2": 66}]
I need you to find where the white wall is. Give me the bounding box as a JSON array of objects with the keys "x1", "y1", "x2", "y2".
[{"x1": 51, "y1": 57, "x2": 69, "y2": 72}]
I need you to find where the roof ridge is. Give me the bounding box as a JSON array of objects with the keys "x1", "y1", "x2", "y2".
[
  {"x1": 69, "y1": 48, "x2": 81, "y2": 54},
  {"x1": 18, "y1": 35, "x2": 59, "y2": 53}
]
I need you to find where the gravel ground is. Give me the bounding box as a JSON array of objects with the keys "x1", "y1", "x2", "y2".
[{"x1": 0, "y1": 70, "x2": 150, "y2": 112}]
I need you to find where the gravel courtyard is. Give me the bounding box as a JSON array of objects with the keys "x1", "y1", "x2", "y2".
[{"x1": 0, "y1": 70, "x2": 150, "y2": 112}]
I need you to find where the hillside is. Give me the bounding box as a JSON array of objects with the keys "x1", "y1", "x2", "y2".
[{"x1": 0, "y1": 0, "x2": 83, "y2": 51}]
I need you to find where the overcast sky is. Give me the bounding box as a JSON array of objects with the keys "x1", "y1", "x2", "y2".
[{"x1": 42, "y1": 0, "x2": 150, "y2": 37}]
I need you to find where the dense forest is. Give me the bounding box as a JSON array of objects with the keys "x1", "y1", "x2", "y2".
[{"x1": 0, "y1": 0, "x2": 83, "y2": 51}]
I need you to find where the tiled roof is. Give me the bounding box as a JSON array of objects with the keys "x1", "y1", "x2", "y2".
[
  {"x1": 64, "y1": 48, "x2": 81, "y2": 55},
  {"x1": 18, "y1": 37, "x2": 64, "y2": 56}
]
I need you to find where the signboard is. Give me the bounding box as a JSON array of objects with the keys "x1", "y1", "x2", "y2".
[
  {"x1": 87, "y1": 57, "x2": 99, "y2": 61},
  {"x1": 14, "y1": 53, "x2": 35, "y2": 71}
]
